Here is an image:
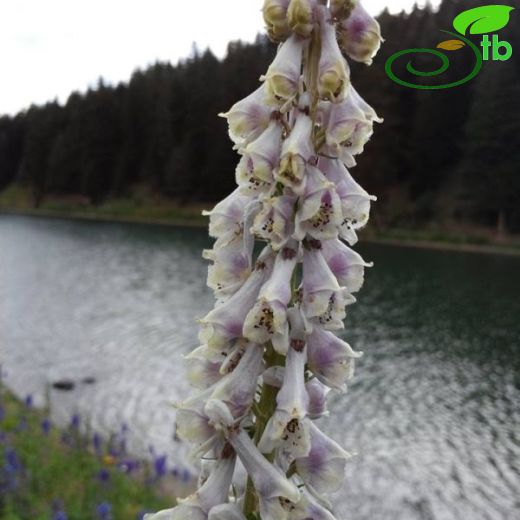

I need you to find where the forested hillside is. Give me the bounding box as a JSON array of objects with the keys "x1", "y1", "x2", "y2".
[{"x1": 1, "y1": 0, "x2": 519, "y2": 232}]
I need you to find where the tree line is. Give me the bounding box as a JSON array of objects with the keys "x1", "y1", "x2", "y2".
[{"x1": 1, "y1": 0, "x2": 519, "y2": 232}]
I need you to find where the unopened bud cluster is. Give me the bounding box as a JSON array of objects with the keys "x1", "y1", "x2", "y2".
[
  {"x1": 263, "y1": 0, "x2": 382, "y2": 65},
  {"x1": 146, "y1": 1, "x2": 382, "y2": 519}
]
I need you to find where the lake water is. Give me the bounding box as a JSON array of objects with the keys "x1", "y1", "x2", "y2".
[{"x1": 1, "y1": 214, "x2": 519, "y2": 520}]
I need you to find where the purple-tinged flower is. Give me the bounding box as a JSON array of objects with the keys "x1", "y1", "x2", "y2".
[
  {"x1": 184, "y1": 346, "x2": 226, "y2": 389},
  {"x1": 316, "y1": 6, "x2": 350, "y2": 101},
  {"x1": 175, "y1": 386, "x2": 218, "y2": 447},
  {"x1": 24, "y1": 394, "x2": 33, "y2": 408},
  {"x1": 263, "y1": 34, "x2": 305, "y2": 108},
  {"x1": 53, "y1": 512, "x2": 68, "y2": 520},
  {"x1": 235, "y1": 121, "x2": 283, "y2": 195},
  {"x1": 294, "y1": 166, "x2": 342, "y2": 241},
  {"x1": 319, "y1": 158, "x2": 376, "y2": 244},
  {"x1": 252, "y1": 194, "x2": 297, "y2": 250},
  {"x1": 206, "y1": 343, "x2": 264, "y2": 420},
  {"x1": 203, "y1": 201, "x2": 257, "y2": 300},
  {"x1": 319, "y1": 90, "x2": 380, "y2": 166},
  {"x1": 199, "y1": 248, "x2": 274, "y2": 350},
  {"x1": 338, "y1": 2, "x2": 383, "y2": 65},
  {"x1": 259, "y1": 326, "x2": 311, "y2": 458},
  {"x1": 307, "y1": 326, "x2": 362, "y2": 390},
  {"x1": 275, "y1": 109, "x2": 315, "y2": 193},
  {"x1": 220, "y1": 85, "x2": 273, "y2": 148},
  {"x1": 294, "y1": 421, "x2": 351, "y2": 496},
  {"x1": 320, "y1": 238, "x2": 372, "y2": 292},
  {"x1": 243, "y1": 246, "x2": 298, "y2": 354},
  {"x1": 229, "y1": 429, "x2": 300, "y2": 519},
  {"x1": 301, "y1": 244, "x2": 355, "y2": 330},
  {"x1": 203, "y1": 188, "x2": 250, "y2": 239},
  {"x1": 0, "y1": 404, "x2": 5, "y2": 422}
]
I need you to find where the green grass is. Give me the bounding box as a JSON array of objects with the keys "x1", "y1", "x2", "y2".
[
  {"x1": 0, "y1": 389, "x2": 173, "y2": 520},
  {"x1": 0, "y1": 184, "x2": 208, "y2": 226},
  {"x1": 2, "y1": 183, "x2": 520, "y2": 254}
]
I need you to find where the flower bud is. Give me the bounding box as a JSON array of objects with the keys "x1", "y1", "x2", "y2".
[
  {"x1": 330, "y1": 0, "x2": 357, "y2": 20},
  {"x1": 287, "y1": 0, "x2": 315, "y2": 38},
  {"x1": 263, "y1": 0, "x2": 291, "y2": 42},
  {"x1": 338, "y1": 2, "x2": 382, "y2": 65},
  {"x1": 317, "y1": 9, "x2": 350, "y2": 102}
]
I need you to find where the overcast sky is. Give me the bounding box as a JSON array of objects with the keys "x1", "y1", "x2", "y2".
[{"x1": 0, "y1": 0, "x2": 439, "y2": 116}]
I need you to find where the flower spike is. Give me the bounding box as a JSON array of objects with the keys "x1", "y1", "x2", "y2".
[{"x1": 149, "y1": 2, "x2": 382, "y2": 518}]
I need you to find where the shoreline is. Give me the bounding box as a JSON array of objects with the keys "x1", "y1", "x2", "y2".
[{"x1": 2, "y1": 207, "x2": 520, "y2": 257}]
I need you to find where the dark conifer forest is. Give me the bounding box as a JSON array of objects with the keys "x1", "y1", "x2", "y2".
[{"x1": 1, "y1": 0, "x2": 519, "y2": 232}]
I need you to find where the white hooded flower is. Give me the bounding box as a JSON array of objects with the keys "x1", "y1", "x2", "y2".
[
  {"x1": 320, "y1": 238, "x2": 372, "y2": 292},
  {"x1": 320, "y1": 92, "x2": 377, "y2": 167},
  {"x1": 236, "y1": 121, "x2": 283, "y2": 195},
  {"x1": 184, "y1": 345, "x2": 226, "y2": 389},
  {"x1": 316, "y1": 7, "x2": 350, "y2": 102},
  {"x1": 263, "y1": 34, "x2": 305, "y2": 107},
  {"x1": 253, "y1": 194, "x2": 297, "y2": 250},
  {"x1": 301, "y1": 244, "x2": 355, "y2": 329},
  {"x1": 203, "y1": 201, "x2": 258, "y2": 299},
  {"x1": 338, "y1": 2, "x2": 383, "y2": 65},
  {"x1": 294, "y1": 421, "x2": 351, "y2": 494},
  {"x1": 207, "y1": 343, "x2": 265, "y2": 419},
  {"x1": 243, "y1": 245, "x2": 298, "y2": 353},
  {"x1": 144, "y1": 451, "x2": 236, "y2": 520},
  {"x1": 319, "y1": 158, "x2": 376, "y2": 244},
  {"x1": 294, "y1": 165, "x2": 342, "y2": 241},
  {"x1": 306, "y1": 326, "x2": 362, "y2": 390},
  {"x1": 229, "y1": 429, "x2": 301, "y2": 520},
  {"x1": 220, "y1": 85, "x2": 272, "y2": 148},
  {"x1": 199, "y1": 248, "x2": 274, "y2": 350},
  {"x1": 203, "y1": 188, "x2": 251, "y2": 238},
  {"x1": 259, "y1": 312, "x2": 311, "y2": 458},
  {"x1": 275, "y1": 109, "x2": 315, "y2": 193}
]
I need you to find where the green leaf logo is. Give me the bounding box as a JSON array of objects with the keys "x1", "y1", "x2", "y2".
[{"x1": 453, "y1": 5, "x2": 514, "y2": 35}]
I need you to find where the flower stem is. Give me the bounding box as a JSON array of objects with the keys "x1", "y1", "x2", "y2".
[{"x1": 243, "y1": 344, "x2": 280, "y2": 515}]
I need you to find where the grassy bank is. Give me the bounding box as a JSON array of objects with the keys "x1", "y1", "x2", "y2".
[
  {"x1": 2, "y1": 184, "x2": 520, "y2": 256},
  {"x1": 0, "y1": 386, "x2": 175, "y2": 520}
]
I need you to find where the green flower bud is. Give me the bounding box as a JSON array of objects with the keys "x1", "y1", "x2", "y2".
[
  {"x1": 330, "y1": 0, "x2": 357, "y2": 20},
  {"x1": 263, "y1": 0, "x2": 291, "y2": 42},
  {"x1": 287, "y1": 0, "x2": 316, "y2": 38}
]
